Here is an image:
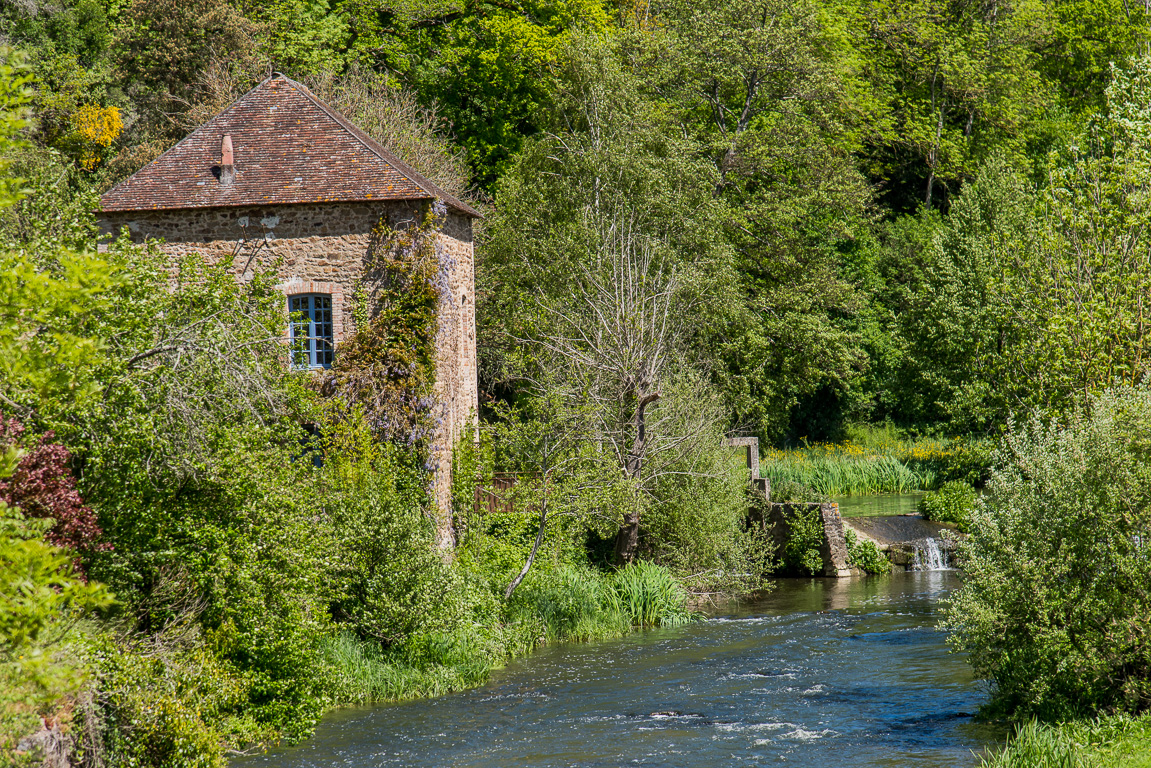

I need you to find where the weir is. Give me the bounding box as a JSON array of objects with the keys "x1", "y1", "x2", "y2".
[
  {"x1": 728, "y1": 438, "x2": 960, "y2": 575},
  {"x1": 727, "y1": 437, "x2": 852, "y2": 577}
]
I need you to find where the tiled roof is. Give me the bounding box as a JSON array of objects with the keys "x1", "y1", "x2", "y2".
[{"x1": 99, "y1": 75, "x2": 480, "y2": 218}]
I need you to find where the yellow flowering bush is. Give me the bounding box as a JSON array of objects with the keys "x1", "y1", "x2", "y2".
[{"x1": 72, "y1": 104, "x2": 122, "y2": 171}]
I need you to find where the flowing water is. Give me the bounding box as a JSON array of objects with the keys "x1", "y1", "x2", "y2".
[
  {"x1": 913, "y1": 538, "x2": 951, "y2": 571},
  {"x1": 834, "y1": 493, "x2": 925, "y2": 518},
  {"x1": 236, "y1": 572, "x2": 1001, "y2": 768}
]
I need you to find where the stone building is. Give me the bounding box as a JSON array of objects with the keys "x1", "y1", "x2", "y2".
[{"x1": 96, "y1": 74, "x2": 480, "y2": 548}]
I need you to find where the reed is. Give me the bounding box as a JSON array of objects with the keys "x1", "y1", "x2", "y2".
[
  {"x1": 611, "y1": 560, "x2": 695, "y2": 627},
  {"x1": 759, "y1": 425, "x2": 992, "y2": 496},
  {"x1": 320, "y1": 629, "x2": 494, "y2": 706},
  {"x1": 980, "y1": 716, "x2": 1151, "y2": 768},
  {"x1": 761, "y1": 448, "x2": 930, "y2": 496},
  {"x1": 509, "y1": 565, "x2": 630, "y2": 642}
]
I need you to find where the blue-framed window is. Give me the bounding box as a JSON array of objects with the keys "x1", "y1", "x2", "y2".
[{"x1": 288, "y1": 294, "x2": 334, "y2": 369}]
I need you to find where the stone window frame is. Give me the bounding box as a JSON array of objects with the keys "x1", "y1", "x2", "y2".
[{"x1": 277, "y1": 281, "x2": 345, "y2": 369}]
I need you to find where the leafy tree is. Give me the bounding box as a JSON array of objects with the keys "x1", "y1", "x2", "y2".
[
  {"x1": 897, "y1": 153, "x2": 1033, "y2": 432},
  {"x1": 853, "y1": 0, "x2": 1052, "y2": 210},
  {"x1": 1000, "y1": 57, "x2": 1151, "y2": 414},
  {"x1": 342, "y1": 0, "x2": 612, "y2": 185},
  {"x1": 249, "y1": 0, "x2": 350, "y2": 76},
  {"x1": 638, "y1": 0, "x2": 874, "y2": 440},
  {"x1": 1, "y1": 501, "x2": 112, "y2": 762},
  {"x1": 113, "y1": 0, "x2": 259, "y2": 135}
]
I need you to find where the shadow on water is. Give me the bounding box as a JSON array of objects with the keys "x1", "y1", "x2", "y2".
[{"x1": 236, "y1": 572, "x2": 1004, "y2": 768}]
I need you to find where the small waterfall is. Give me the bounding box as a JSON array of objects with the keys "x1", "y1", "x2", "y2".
[{"x1": 912, "y1": 537, "x2": 948, "y2": 571}]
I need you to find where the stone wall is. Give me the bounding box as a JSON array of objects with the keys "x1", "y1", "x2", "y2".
[
  {"x1": 98, "y1": 201, "x2": 479, "y2": 546},
  {"x1": 750, "y1": 501, "x2": 852, "y2": 578}
]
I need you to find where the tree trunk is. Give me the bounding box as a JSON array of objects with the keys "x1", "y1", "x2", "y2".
[
  {"x1": 613, "y1": 509, "x2": 641, "y2": 565},
  {"x1": 505, "y1": 504, "x2": 548, "y2": 599},
  {"x1": 614, "y1": 391, "x2": 660, "y2": 564}
]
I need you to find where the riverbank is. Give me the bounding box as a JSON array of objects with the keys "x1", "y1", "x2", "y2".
[
  {"x1": 761, "y1": 426, "x2": 991, "y2": 496},
  {"x1": 982, "y1": 715, "x2": 1151, "y2": 767}
]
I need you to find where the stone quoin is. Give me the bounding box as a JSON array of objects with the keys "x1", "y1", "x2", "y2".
[{"x1": 95, "y1": 74, "x2": 480, "y2": 550}]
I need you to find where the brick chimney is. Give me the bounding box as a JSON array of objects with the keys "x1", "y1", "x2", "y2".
[{"x1": 220, "y1": 134, "x2": 235, "y2": 186}]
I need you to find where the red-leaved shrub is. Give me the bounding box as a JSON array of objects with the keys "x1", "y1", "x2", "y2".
[{"x1": 0, "y1": 418, "x2": 107, "y2": 571}]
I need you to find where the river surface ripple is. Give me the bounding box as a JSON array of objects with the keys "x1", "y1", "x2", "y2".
[{"x1": 236, "y1": 571, "x2": 1003, "y2": 767}]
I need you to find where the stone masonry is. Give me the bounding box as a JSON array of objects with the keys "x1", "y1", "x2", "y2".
[
  {"x1": 97, "y1": 202, "x2": 478, "y2": 545},
  {"x1": 95, "y1": 74, "x2": 481, "y2": 549}
]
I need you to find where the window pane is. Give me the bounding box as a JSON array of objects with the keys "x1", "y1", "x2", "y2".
[{"x1": 288, "y1": 293, "x2": 335, "y2": 369}]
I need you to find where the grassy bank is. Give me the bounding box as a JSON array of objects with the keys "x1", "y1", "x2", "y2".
[
  {"x1": 321, "y1": 561, "x2": 694, "y2": 709},
  {"x1": 760, "y1": 424, "x2": 990, "y2": 496},
  {"x1": 982, "y1": 715, "x2": 1151, "y2": 768}
]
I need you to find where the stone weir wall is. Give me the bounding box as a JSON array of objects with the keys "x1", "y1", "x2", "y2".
[
  {"x1": 97, "y1": 201, "x2": 478, "y2": 549},
  {"x1": 749, "y1": 502, "x2": 852, "y2": 578},
  {"x1": 728, "y1": 436, "x2": 851, "y2": 577}
]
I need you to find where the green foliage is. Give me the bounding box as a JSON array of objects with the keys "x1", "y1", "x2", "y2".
[
  {"x1": 0, "y1": 49, "x2": 32, "y2": 210},
  {"x1": 0, "y1": 146, "x2": 100, "y2": 252},
  {"x1": 609, "y1": 561, "x2": 694, "y2": 628},
  {"x1": 345, "y1": 0, "x2": 612, "y2": 185},
  {"x1": 1, "y1": 501, "x2": 112, "y2": 761},
  {"x1": 321, "y1": 629, "x2": 495, "y2": 707},
  {"x1": 93, "y1": 640, "x2": 256, "y2": 768},
  {"x1": 762, "y1": 445, "x2": 929, "y2": 496},
  {"x1": 844, "y1": 528, "x2": 891, "y2": 575},
  {"x1": 251, "y1": 0, "x2": 349, "y2": 76},
  {"x1": 508, "y1": 565, "x2": 629, "y2": 642},
  {"x1": 319, "y1": 414, "x2": 461, "y2": 644},
  {"x1": 945, "y1": 387, "x2": 1151, "y2": 719},
  {"x1": 981, "y1": 714, "x2": 1151, "y2": 768},
  {"x1": 321, "y1": 205, "x2": 441, "y2": 450},
  {"x1": 919, "y1": 480, "x2": 976, "y2": 531},
  {"x1": 779, "y1": 505, "x2": 825, "y2": 576}
]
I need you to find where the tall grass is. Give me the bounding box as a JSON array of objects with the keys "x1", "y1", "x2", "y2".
[
  {"x1": 759, "y1": 424, "x2": 992, "y2": 496},
  {"x1": 321, "y1": 628, "x2": 496, "y2": 706},
  {"x1": 509, "y1": 562, "x2": 696, "y2": 642},
  {"x1": 981, "y1": 716, "x2": 1151, "y2": 768},
  {"x1": 761, "y1": 448, "x2": 929, "y2": 495},
  {"x1": 509, "y1": 565, "x2": 630, "y2": 642},
  {"x1": 611, "y1": 560, "x2": 694, "y2": 627},
  {"x1": 325, "y1": 561, "x2": 697, "y2": 707}
]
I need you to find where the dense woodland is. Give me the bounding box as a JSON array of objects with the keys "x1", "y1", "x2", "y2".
[{"x1": 3, "y1": 0, "x2": 1151, "y2": 765}]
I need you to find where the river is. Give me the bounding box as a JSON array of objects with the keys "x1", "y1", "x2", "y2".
[{"x1": 236, "y1": 571, "x2": 1001, "y2": 767}]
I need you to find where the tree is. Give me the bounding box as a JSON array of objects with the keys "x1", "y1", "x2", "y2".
[
  {"x1": 113, "y1": 0, "x2": 258, "y2": 135},
  {"x1": 482, "y1": 31, "x2": 739, "y2": 562},
  {"x1": 530, "y1": 212, "x2": 698, "y2": 563},
  {"x1": 855, "y1": 0, "x2": 1051, "y2": 210},
  {"x1": 341, "y1": 0, "x2": 613, "y2": 186},
  {"x1": 638, "y1": 0, "x2": 874, "y2": 440}
]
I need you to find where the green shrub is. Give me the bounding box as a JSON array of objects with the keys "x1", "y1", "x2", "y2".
[
  {"x1": 644, "y1": 430, "x2": 772, "y2": 594},
  {"x1": 919, "y1": 480, "x2": 977, "y2": 531},
  {"x1": 93, "y1": 639, "x2": 264, "y2": 768},
  {"x1": 778, "y1": 504, "x2": 824, "y2": 576},
  {"x1": 611, "y1": 561, "x2": 694, "y2": 627},
  {"x1": 844, "y1": 529, "x2": 891, "y2": 574},
  {"x1": 946, "y1": 388, "x2": 1151, "y2": 719},
  {"x1": 320, "y1": 419, "x2": 462, "y2": 644}
]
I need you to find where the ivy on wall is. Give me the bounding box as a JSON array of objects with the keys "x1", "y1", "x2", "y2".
[{"x1": 319, "y1": 202, "x2": 449, "y2": 462}]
